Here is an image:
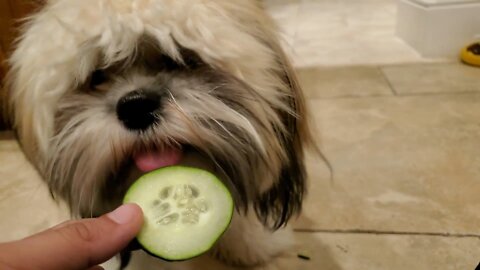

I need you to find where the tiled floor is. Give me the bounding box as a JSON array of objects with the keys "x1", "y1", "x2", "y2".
[
  {"x1": 0, "y1": 135, "x2": 70, "y2": 242},
  {"x1": 264, "y1": 0, "x2": 445, "y2": 67},
  {"x1": 2, "y1": 1, "x2": 480, "y2": 270},
  {"x1": 295, "y1": 62, "x2": 480, "y2": 269}
]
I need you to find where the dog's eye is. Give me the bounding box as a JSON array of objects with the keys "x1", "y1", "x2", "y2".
[
  {"x1": 181, "y1": 50, "x2": 203, "y2": 69},
  {"x1": 90, "y1": 70, "x2": 108, "y2": 89},
  {"x1": 162, "y1": 55, "x2": 181, "y2": 70},
  {"x1": 144, "y1": 54, "x2": 183, "y2": 71}
]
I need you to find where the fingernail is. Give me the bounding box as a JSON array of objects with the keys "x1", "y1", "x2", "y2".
[{"x1": 107, "y1": 204, "x2": 138, "y2": 224}]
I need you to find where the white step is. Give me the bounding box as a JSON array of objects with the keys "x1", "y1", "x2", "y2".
[{"x1": 396, "y1": 0, "x2": 480, "y2": 58}]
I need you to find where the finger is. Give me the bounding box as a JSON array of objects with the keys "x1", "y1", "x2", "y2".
[
  {"x1": 49, "y1": 219, "x2": 79, "y2": 230},
  {"x1": 0, "y1": 204, "x2": 143, "y2": 270}
]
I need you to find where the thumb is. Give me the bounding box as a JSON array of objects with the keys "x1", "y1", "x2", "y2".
[{"x1": 0, "y1": 204, "x2": 143, "y2": 270}]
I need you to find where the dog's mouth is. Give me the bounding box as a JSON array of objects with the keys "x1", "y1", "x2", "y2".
[
  {"x1": 133, "y1": 147, "x2": 183, "y2": 172},
  {"x1": 99, "y1": 145, "x2": 220, "y2": 216}
]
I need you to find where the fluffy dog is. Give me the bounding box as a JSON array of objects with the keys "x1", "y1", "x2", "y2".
[{"x1": 7, "y1": 0, "x2": 311, "y2": 268}]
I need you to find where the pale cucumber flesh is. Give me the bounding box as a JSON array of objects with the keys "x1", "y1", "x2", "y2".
[{"x1": 123, "y1": 166, "x2": 234, "y2": 261}]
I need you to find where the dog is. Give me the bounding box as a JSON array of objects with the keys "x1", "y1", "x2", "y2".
[{"x1": 7, "y1": 0, "x2": 311, "y2": 269}]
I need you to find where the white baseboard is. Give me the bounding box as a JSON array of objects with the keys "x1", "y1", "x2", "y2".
[{"x1": 396, "y1": 0, "x2": 480, "y2": 58}]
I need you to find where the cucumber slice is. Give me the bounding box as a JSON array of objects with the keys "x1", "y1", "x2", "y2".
[{"x1": 123, "y1": 166, "x2": 234, "y2": 261}]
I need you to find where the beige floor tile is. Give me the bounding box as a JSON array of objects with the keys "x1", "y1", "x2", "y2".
[
  {"x1": 122, "y1": 232, "x2": 480, "y2": 270},
  {"x1": 289, "y1": 232, "x2": 480, "y2": 270},
  {"x1": 0, "y1": 133, "x2": 70, "y2": 243},
  {"x1": 297, "y1": 66, "x2": 393, "y2": 98},
  {"x1": 264, "y1": 0, "x2": 301, "y2": 57},
  {"x1": 264, "y1": 0, "x2": 300, "y2": 36},
  {"x1": 382, "y1": 63, "x2": 480, "y2": 95},
  {"x1": 296, "y1": 94, "x2": 480, "y2": 234},
  {"x1": 286, "y1": 0, "x2": 428, "y2": 67}
]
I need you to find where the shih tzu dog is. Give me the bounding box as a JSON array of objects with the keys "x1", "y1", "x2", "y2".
[{"x1": 7, "y1": 0, "x2": 311, "y2": 269}]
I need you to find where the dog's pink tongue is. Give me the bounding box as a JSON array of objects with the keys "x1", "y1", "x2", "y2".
[{"x1": 134, "y1": 148, "x2": 183, "y2": 172}]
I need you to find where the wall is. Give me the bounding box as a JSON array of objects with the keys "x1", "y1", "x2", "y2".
[{"x1": 0, "y1": 0, "x2": 42, "y2": 130}]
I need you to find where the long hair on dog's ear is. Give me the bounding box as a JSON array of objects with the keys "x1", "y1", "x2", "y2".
[{"x1": 253, "y1": 26, "x2": 313, "y2": 230}]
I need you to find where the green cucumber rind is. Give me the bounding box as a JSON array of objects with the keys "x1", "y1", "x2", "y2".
[{"x1": 123, "y1": 165, "x2": 234, "y2": 261}]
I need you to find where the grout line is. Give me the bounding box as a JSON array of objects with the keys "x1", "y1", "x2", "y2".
[
  {"x1": 308, "y1": 90, "x2": 480, "y2": 101},
  {"x1": 378, "y1": 66, "x2": 398, "y2": 96},
  {"x1": 294, "y1": 61, "x2": 456, "y2": 70},
  {"x1": 308, "y1": 94, "x2": 395, "y2": 100},
  {"x1": 375, "y1": 61, "x2": 457, "y2": 68},
  {"x1": 293, "y1": 228, "x2": 480, "y2": 239},
  {"x1": 394, "y1": 90, "x2": 480, "y2": 97}
]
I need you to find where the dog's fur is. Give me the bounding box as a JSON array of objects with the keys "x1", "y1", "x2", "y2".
[{"x1": 7, "y1": 0, "x2": 311, "y2": 268}]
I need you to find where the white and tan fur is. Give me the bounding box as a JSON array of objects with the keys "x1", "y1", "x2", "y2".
[{"x1": 7, "y1": 0, "x2": 311, "y2": 269}]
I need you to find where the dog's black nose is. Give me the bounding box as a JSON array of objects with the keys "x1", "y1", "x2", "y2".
[{"x1": 117, "y1": 89, "x2": 161, "y2": 130}]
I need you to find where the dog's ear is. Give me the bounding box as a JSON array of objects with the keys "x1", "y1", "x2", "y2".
[{"x1": 255, "y1": 33, "x2": 312, "y2": 230}]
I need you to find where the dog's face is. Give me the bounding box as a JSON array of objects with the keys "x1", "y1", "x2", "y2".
[{"x1": 8, "y1": 0, "x2": 309, "y2": 229}]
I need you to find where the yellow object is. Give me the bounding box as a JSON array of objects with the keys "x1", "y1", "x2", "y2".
[{"x1": 460, "y1": 42, "x2": 480, "y2": 66}]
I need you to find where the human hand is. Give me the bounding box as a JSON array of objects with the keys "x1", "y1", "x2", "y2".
[{"x1": 0, "y1": 203, "x2": 143, "y2": 270}]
